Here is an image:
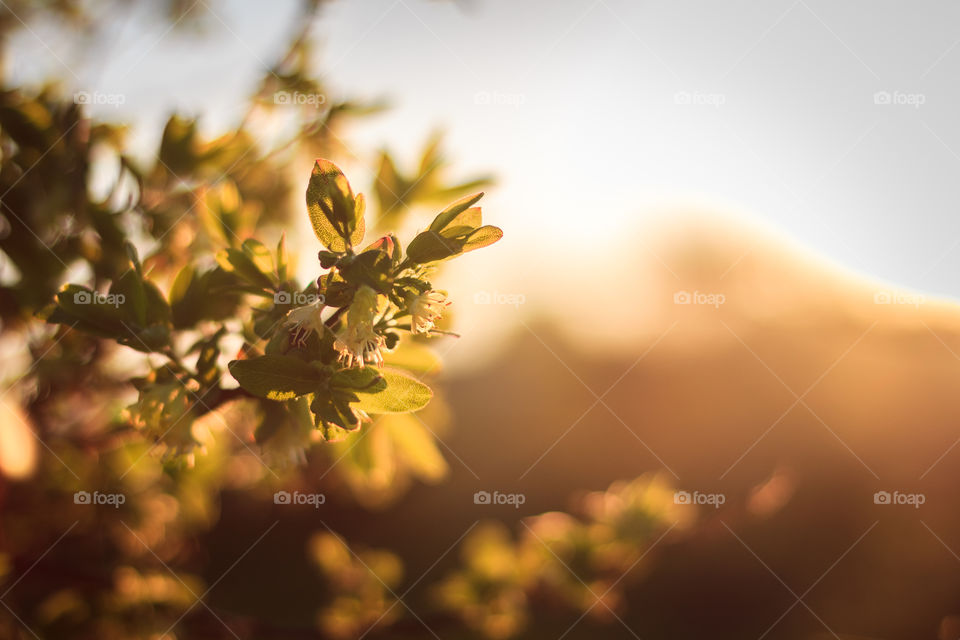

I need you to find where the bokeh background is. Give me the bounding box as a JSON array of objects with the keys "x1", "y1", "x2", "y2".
[{"x1": 4, "y1": 1, "x2": 960, "y2": 639}]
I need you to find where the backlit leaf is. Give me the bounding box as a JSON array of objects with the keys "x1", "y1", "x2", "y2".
[
  {"x1": 428, "y1": 192, "x2": 484, "y2": 233},
  {"x1": 306, "y1": 158, "x2": 365, "y2": 251},
  {"x1": 354, "y1": 368, "x2": 432, "y2": 414},
  {"x1": 228, "y1": 355, "x2": 325, "y2": 401}
]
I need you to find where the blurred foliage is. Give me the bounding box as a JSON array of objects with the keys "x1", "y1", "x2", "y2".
[
  {"x1": 309, "y1": 531, "x2": 403, "y2": 638},
  {"x1": 373, "y1": 131, "x2": 494, "y2": 230},
  {"x1": 435, "y1": 476, "x2": 691, "y2": 639}
]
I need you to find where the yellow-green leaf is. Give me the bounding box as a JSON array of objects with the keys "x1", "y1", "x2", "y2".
[
  {"x1": 306, "y1": 158, "x2": 365, "y2": 251},
  {"x1": 354, "y1": 368, "x2": 432, "y2": 414},
  {"x1": 428, "y1": 192, "x2": 484, "y2": 233},
  {"x1": 216, "y1": 248, "x2": 274, "y2": 290},
  {"x1": 228, "y1": 356, "x2": 324, "y2": 401}
]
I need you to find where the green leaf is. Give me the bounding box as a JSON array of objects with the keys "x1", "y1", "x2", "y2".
[
  {"x1": 435, "y1": 207, "x2": 482, "y2": 237},
  {"x1": 462, "y1": 225, "x2": 503, "y2": 252},
  {"x1": 405, "y1": 231, "x2": 462, "y2": 264},
  {"x1": 374, "y1": 151, "x2": 405, "y2": 222},
  {"x1": 242, "y1": 238, "x2": 274, "y2": 276},
  {"x1": 428, "y1": 192, "x2": 484, "y2": 233},
  {"x1": 158, "y1": 115, "x2": 199, "y2": 176},
  {"x1": 354, "y1": 368, "x2": 432, "y2": 414},
  {"x1": 143, "y1": 281, "x2": 172, "y2": 326},
  {"x1": 228, "y1": 355, "x2": 326, "y2": 401},
  {"x1": 168, "y1": 267, "x2": 243, "y2": 329},
  {"x1": 276, "y1": 233, "x2": 288, "y2": 282},
  {"x1": 418, "y1": 130, "x2": 445, "y2": 175},
  {"x1": 406, "y1": 197, "x2": 502, "y2": 264},
  {"x1": 306, "y1": 158, "x2": 365, "y2": 251},
  {"x1": 312, "y1": 390, "x2": 364, "y2": 435},
  {"x1": 169, "y1": 265, "x2": 205, "y2": 329},
  {"x1": 198, "y1": 181, "x2": 240, "y2": 248},
  {"x1": 110, "y1": 269, "x2": 147, "y2": 325},
  {"x1": 354, "y1": 192, "x2": 366, "y2": 227},
  {"x1": 331, "y1": 367, "x2": 384, "y2": 391},
  {"x1": 120, "y1": 324, "x2": 170, "y2": 353},
  {"x1": 215, "y1": 247, "x2": 274, "y2": 290},
  {"x1": 50, "y1": 285, "x2": 124, "y2": 335},
  {"x1": 169, "y1": 263, "x2": 194, "y2": 309}
]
